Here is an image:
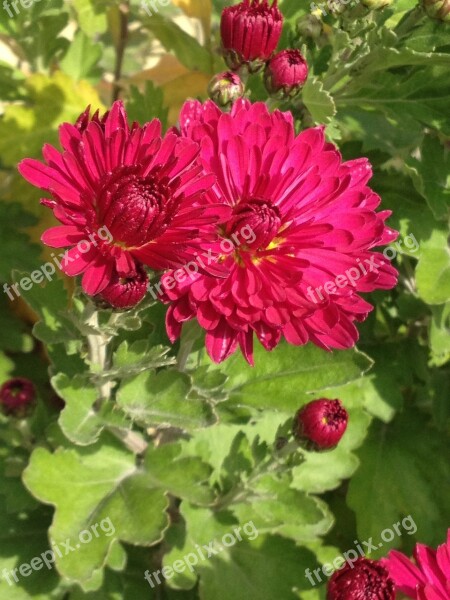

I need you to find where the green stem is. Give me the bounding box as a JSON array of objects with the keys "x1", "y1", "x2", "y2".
[{"x1": 85, "y1": 305, "x2": 119, "y2": 405}]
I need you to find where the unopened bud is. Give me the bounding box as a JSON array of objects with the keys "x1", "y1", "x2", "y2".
[
  {"x1": 208, "y1": 71, "x2": 245, "y2": 107},
  {"x1": 264, "y1": 49, "x2": 308, "y2": 97},
  {"x1": 0, "y1": 378, "x2": 37, "y2": 418},
  {"x1": 293, "y1": 398, "x2": 348, "y2": 450},
  {"x1": 422, "y1": 0, "x2": 450, "y2": 21}
]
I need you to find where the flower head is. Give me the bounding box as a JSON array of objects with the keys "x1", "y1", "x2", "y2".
[
  {"x1": 422, "y1": 0, "x2": 450, "y2": 22},
  {"x1": 0, "y1": 378, "x2": 37, "y2": 418},
  {"x1": 294, "y1": 398, "x2": 348, "y2": 449},
  {"x1": 382, "y1": 530, "x2": 450, "y2": 599},
  {"x1": 327, "y1": 558, "x2": 395, "y2": 600},
  {"x1": 19, "y1": 102, "x2": 229, "y2": 297},
  {"x1": 208, "y1": 71, "x2": 246, "y2": 108},
  {"x1": 221, "y1": 0, "x2": 283, "y2": 72},
  {"x1": 264, "y1": 49, "x2": 308, "y2": 97},
  {"x1": 163, "y1": 99, "x2": 397, "y2": 365}
]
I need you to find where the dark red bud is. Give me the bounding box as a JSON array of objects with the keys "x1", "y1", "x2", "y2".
[
  {"x1": 294, "y1": 398, "x2": 348, "y2": 450},
  {"x1": 98, "y1": 266, "x2": 148, "y2": 309},
  {"x1": 0, "y1": 377, "x2": 37, "y2": 418},
  {"x1": 264, "y1": 49, "x2": 308, "y2": 97}
]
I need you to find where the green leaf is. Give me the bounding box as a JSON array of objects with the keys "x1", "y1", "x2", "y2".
[
  {"x1": 54, "y1": 374, "x2": 105, "y2": 446},
  {"x1": 163, "y1": 504, "x2": 319, "y2": 598},
  {"x1": 60, "y1": 31, "x2": 102, "y2": 82},
  {"x1": 337, "y1": 66, "x2": 450, "y2": 135},
  {"x1": 0, "y1": 498, "x2": 64, "y2": 600},
  {"x1": 116, "y1": 370, "x2": 217, "y2": 430},
  {"x1": 400, "y1": 18, "x2": 450, "y2": 52},
  {"x1": 181, "y1": 411, "x2": 289, "y2": 486},
  {"x1": 126, "y1": 82, "x2": 168, "y2": 130},
  {"x1": 231, "y1": 473, "x2": 333, "y2": 542},
  {"x1": 11, "y1": 273, "x2": 77, "y2": 345},
  {"x1": 144, "y1": 443, "x2": 216, "y2": 506},
  {"x1": 351, "y1": 27, "x2": 450, "y2": 73},
  {"x1": 0, "y1": 72, "x2": 103, "y2": 166},
  {"x1": 215, "y1": 343, "x2": 373, "y2": 412},
  {"x1": 71, "y1": 0, "x2": 108, "y2": 36},
  {"x1": 429, "y1": 303, "x2": 450, "y2": 366},
  {"x1": 416, "y1": 228, "x2": 450, "y2": 305},
  {"x1": 23, "y1": 436, "x2": 169, "y2": 587},
  {"x1": 302, "y1": 77, "x2": 336, "y2": 124},
  {"x1": 0, "y1": 294, "x2": 33, "y2": 353},
  {"x1": 406, "y1": 136, "x2": 450, "y2": 221},
  {"x1": 110, "y1": 340, "x2": 174, "y2": 379},
  {"x1": 348, "y1": 409, "x2": 450, "y2": 553},
  {"x1": 0, "y1": 204, "x2": 40, "y2": 281},
  {"x1": 142, "y1": 13, "x2": 212, "y2": 74}
]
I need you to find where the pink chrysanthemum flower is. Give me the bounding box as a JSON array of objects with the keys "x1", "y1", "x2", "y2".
[
  {"x1": 18, "y1": 102, "x2": 229, "y2": 296},
  {"x1": 382, "y1": 530, "x2": 450, "y2": 600},
  {"x1": 162, "y1": 99, "x2": 397, "y2": 365}
]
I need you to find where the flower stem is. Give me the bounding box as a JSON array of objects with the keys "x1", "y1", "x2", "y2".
[{"x1": 85, "y1": 306, "x2": 114, "y2": 404}]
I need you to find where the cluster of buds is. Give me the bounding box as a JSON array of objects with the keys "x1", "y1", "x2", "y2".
[
  {"x1": 0, "y1": 377, "x2": 36, "y2": 418},
  {"x1": 327, "y1": 557, "x2": 395, "y2": 599},
  {"x1": 293, "y1": 398, "x2": 348, "y2": 450},
  {"x1": 422, "y1": 0, "x2": 450, "y2": 21},
  {"x1": 215, "y1": 0, "x2": 308, "y2": 103}
]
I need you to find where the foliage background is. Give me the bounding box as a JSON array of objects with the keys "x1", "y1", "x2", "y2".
[{"x1": 0, "y1": 0, "x2": 449, "y2": 598}]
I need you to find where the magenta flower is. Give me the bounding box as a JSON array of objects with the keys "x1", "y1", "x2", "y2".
[
  {"x1": 99, "y1": 265, "x2": 149, "y2": 309},
  {"x1": 162, "y1": 99, "x2": 397, "y2": 364},
  {"x1": 294, "y1": 398, "x2": 348, "y2": 450},
  {"x1": 0, "y1": 378, "x2": 36, "y2": 418},
  {"x1": 265, "y1": 49, "x2": 309, "y2": 96},
  {"x1": 221, "y1": 0, "x2": 283, "y2": 71},
  {"x1": 327, "y1": 558, "x2": 395, "y2": 599},
  {"x1": 382, "y1": 530, "x2": 450, "y2": 599},
  {"x1": 19, "y1": 102, "x2": 229, "y2": 297}
]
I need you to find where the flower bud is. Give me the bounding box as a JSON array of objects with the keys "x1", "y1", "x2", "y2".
[
  {"x1": 297, "y1": 14, "x2": 323, "y2": 39},
  {"x1": 220, "y1": 0, "x2": 283, "y2": 73},
  {"x1": 0, "y1": 378, "x2": 37, "y2": 418},
  {"x1": 208, "y1": 71, "x2": 245, "y2": 108},
  {"x1": 422, "y1": 0, "x2": 450, "y2": 21},
  {"x1": 264, "y1": 49, "x2": 308, "y2": 97},
  {"x1": 98, "y1": 266, "x2": 148, "y2": 309},
  {"x1": 293, "y1": 398, "x2": 348, "y2": 450},
  {"x1": 327, "y1": 558, "x2": 395, "y2": 600},
  {"x1": 361, "y1": 0, "x2": 394, "y2": 8}
]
